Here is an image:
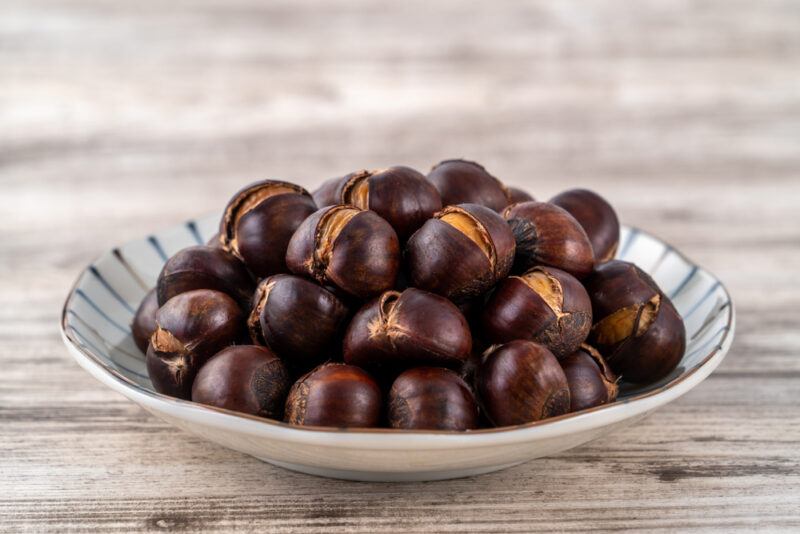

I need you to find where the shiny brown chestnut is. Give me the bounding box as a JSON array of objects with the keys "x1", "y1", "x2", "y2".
[
  {"x1": 284, "y1": 363, "x2": 382, "y2": 428},
  {"x1": 506, "y1": 187, "x2": 534, "y2": 205},
  {"x1": 427, "y1": 159, "x2": 510, "y2": 212},
  {"x1": 343, "y1": 288, "x2": 472, "y2": 373},
  {"x1": 285, "y1": 205, "x2": 400, "y2": 299},
  {"x1": 248, "y1": 274, "x2": 349, "y2": 373},
  {"x1": 191, "y1": 345, "x2": 290, "y2": 419},
  {"x1": 561, "y1": 344, "x2": 618, "y2": 412},
  {"x1": 146, "y1": 289, "x2": 243, "y2": 399},
  {"x1": 132, "y1": 288, "x2": 158, "y2": 353},
  {"x1": 476, "y1": 340, "x2": 570, "y2": 427},
  {"x1": 156, "y1": 245, "x2": 254, "y2": 308},
  {"x1": 337, "y1": 166, "x2": 442, "y2": 240},
  {"x1": 311, "y1": 175, "x2": 344, "y2": 208},
  {"x1": 405, "y1": 203, "x2": 516, "y2": 302},
  {"x1": 550, "y1": 189, "x2": 620, "y2": 263},
  {"x1": 503, "y1": 201, "x2": 595, "y2": 279},
  {"x1": 585, "y1": 260, "x2": 686, "y2": 384},
  {"x1": 388, "y1": 368, "x2": 479, "y2": 431},
  {"x1": 220, "y1": 180, "x2": 317, "y2": 278},
  {"x1": 481, "y1": 266, "x2": 592, "y2": 359}
]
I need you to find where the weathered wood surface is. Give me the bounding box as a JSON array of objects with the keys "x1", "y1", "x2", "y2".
[{"x1": 1, "y1": 0, "x2": 799, "y2": 531}]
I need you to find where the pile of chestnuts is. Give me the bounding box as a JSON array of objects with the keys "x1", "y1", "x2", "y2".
[{"x1": 134, "y1": 160, "x2": 686, "y2": 431}]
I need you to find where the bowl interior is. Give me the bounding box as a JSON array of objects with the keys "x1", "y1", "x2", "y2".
[{"x1": 62, "y1": 214, "x2": 732, "y2": 422}]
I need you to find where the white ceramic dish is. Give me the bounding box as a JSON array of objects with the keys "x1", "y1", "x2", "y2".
[{"x1": 61, "y1": 214, "x2": 734, "y2": 481}]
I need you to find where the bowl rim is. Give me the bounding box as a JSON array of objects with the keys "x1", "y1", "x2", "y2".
[{"x1": 61, "y1": 223, "x2": 735, "y2": 447}]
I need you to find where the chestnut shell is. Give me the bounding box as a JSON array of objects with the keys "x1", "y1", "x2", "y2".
[
  {"x1": 561, "y1": 344, "x2": 618, "y2": 412},
  {"x1": 476, "y1": 340, "x2": 571, "y2": 427},
  {"x1": 191, "y1": 345, "x2": 290, "y2": 419},
  {"x1": 427, "y1": 159, "x2": 510, "y2": 212},
  {"x1": 506, "y1": 186, "x2": 534, "y2": 205},
  {"x1": 132, "y1": 288, "x2": 158, "y2": 353},
  {"x1": 388, "y1": 368, "x2": 479, "y2": 431},
  {"x1": 284, "y1": 363, "x2": 382, "y2": 428},
  {"x1": 550, "y1": 189, "x2": 620, "y2": 263},
  {"x1": 503, "y1": 201, "x2": 595, "y2": 279}
]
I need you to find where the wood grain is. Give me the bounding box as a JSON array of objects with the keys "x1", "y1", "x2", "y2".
[{"x1": 1, "y1": 0, "x2": 799, "y2": 531}]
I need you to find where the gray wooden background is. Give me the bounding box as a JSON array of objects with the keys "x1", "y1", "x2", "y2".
[{"x1": 2, "y1": 0, "x2": 799, "y2": 531}]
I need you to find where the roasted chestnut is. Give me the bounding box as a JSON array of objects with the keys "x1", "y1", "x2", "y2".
[
  {"x1": 248, "y1": 274, "x2": 349, "y2": 373},
  {"x1": 156, "y1": 245, "x2": 254, "y2": 308},
  {"x1": 585, "y1": 260, "x2": 686, "y2": 384},
  {"x1": 132, "y1": 288, "x2": 158, "y2": 353},
  {"x1": 426, "y1": 159, "x2": 510, "y2": 212},
  {"x1": 388, "y1": 368, "x2": 478, "y2": 430},
  {"x1": 506, "y1": 186, "x2": 534, "y2": 205},
  {"x1": 405, "y1": 203, "x2": 515, "y2": 302},
  {"x1": 476, "y1": 340, "x2": 570, "y2": 427},
  {"x1": 286, "y1": 205, "x2": 400, "y2": 299},
  {"x1": 284, "y1": 363, "x2": 382, "y2": 428},
  {"x1": 311, "y1": 175, "x2": 344, "y2": 208},
  {"x1": 337, "y1": 166, "x2": 442, "y2": 240},
  {"x1": 550, "y1": 189, "x2": 620, "y2": 263},
  {"x1": 343, "y1": 288, "x2": 472, "y2": 373},
  {"x1": 191, "y1": 345, "x2": 290, "y2": 419},
  {"x1": 220, "y1": 180, "x2": 317, "y2": 278},
  {"x1": 146, "y1": 289, "x2": 243, "y2": 399},
  {"x1": 481, "y1": 266, "x2": 592, "y2": 359},
  {"x1": 503, "y1": 201, "x2": 595, "y2": 279},
  {"x1": 561, "y1": 344, "x2": 618, "y2": 412}
]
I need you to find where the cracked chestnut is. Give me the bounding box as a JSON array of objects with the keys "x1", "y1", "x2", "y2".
[
  {"x1": 481, "y1": 266, "x2": 592, "y2": 359},
  {"x1": 405, "y1": 203, "x2": 515, "y2": 302},
  {"x1": 343, "y1": 288, "x2": 472, "y2": 374},
  {"x1": 132, "y1": 288, "x2": 158, "y2": 353},
  {"x1": 286, "y1": 205, "x2": 400, "y2": 299},
  {"x1": 336, "y1": 166, "x2": 442, "y2": 240},
  {"x1": 248, "y1": 274, "x2": 349, "y2": 373},
  {"x1": 284, "y1": 362, "x2": 382, "y2": 428},
  {"x1": 503, "y1": 201, "x2": 595, "y2": 279},
  {"x1": 550, "y1": 189, "x2": 620, "y2": 263},
  {"x1": 426, "y1": 159, "x2": 510, "y2": 212},
  {"x1": 156, "y1": 245, "x2": 254, "y2": 308},
  {"x1": 561, "y1": 344, "x2": 618, "y2": 412},
  {"x1": 585, "y1": 260, "x2": 686, "y2": 384},
  {"x1": 476, "y1": 340, "x2": 570, "y2": 427},
  {"x1": 388, "y1": 368, "x2": 479, "y2": 431},
  {"x1": 191, "y1": 345, "x2": 290, "y2": 419},
  {"x1": 220, "y1": 180, "x2": 317, "y2": 278},
  {"x1": 146, "y1": 289, "x2": 244, "y2": 399}
]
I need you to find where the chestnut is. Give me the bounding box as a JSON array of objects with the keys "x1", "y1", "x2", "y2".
[
  {"x1": 426, "y1": 159, "x2": 510, "y2": 212},
  {"x1": 248, "y1": 274, "x2": 349, "y2": 373},
  {"x1": 286, "y1": 205, "x2": 400, "y2": 299},
  {"x1": 561, "y1": 344, "x2": 618, "y2": 412},
  {"x1": 388, "y1": 368, "x2": 478, "y2": 431},
  {"x1": 146, "y1": 289, "x2": 244, "y2": 399},
  {"x1": 405, "y1": 203, "x2": 515, "y2": 302},
  {"x1": 206, "y1": 233, "x2": 223, "y2": 248},
  {"x1": 220, "y1": 180, "x2": 317, "y2": 278},
  {"x1": 311, "y1": 175, "x2": 344, "y2": 208},
  {"x1": 585, "y1": 260, "x2": 686, "y2": 384},
  {"x1": 503, "y1": 201, "x2": 595, "y2": 279},
  {"x1": 343, "y1": 288, "x2": 472, "y2": 373},
  {"x1": 481, "y1": 266, "x2": 591, "y2": 359},
  {"x1": 550, "y1": 189, "x2": 620, "y2": 262},
  {"x1": 156, "y1": 245, "x2": 254, "y2": 308},
  {"x1": 506, "y1": 186, "x2": 534, "y2": 205},
  {"x1": 337, "y1": 166, "x2": 442, "y2": 240},
  {"x1": 191, "y1": 345, "x2": 290, "y2": 419},
  {"x1": 476, "y1": 340, "x2": 570, "y2": 427},
  {"x1": 131, "y1": 288, "x2": 158, "y2": 353},
  {"x1": 284, "y1": 363, "x2": 382, "y2": 428}
]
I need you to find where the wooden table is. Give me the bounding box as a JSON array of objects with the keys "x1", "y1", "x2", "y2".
[{"x1": 2, "y1": 1, "x2": 799, "y2": 531}]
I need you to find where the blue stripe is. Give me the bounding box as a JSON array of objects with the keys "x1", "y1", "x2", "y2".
[
  {"x1": 186, "y1": 221, "x2": 204, "y2": 245},
  {"x1": 75, "y1": 289, "x2": 131, "y2": 334},
  {"x1": 112, "y1": 247, "x2": 150, "y2": 291},
  {"x1": 148, "y1": 235, "x2": 168, "y2": 261},
  {"x1": 70, "y1": 328, "x2": 149, "y2": 380},
  {"x1": 685, "y1": 325, "x2": 729, "y2": 361},
  {"x1": 683, "y1": 281, "x2": 722, "y2": 320},
  {"x1": 68, "y1": 310, "x2": 145, "y2": 361},
  {"x1": 88, "y1": 266, "x2": 136, "y2": 313},
  {"x1": 691, "y1": 300, "x2": 731, "y2": 340},
  {"x1": 668, "y1": 265, "x2": 698, "y2": 299},
  {"x1": 618, "y1": 228, "x2": 639, "y2": 260}
]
